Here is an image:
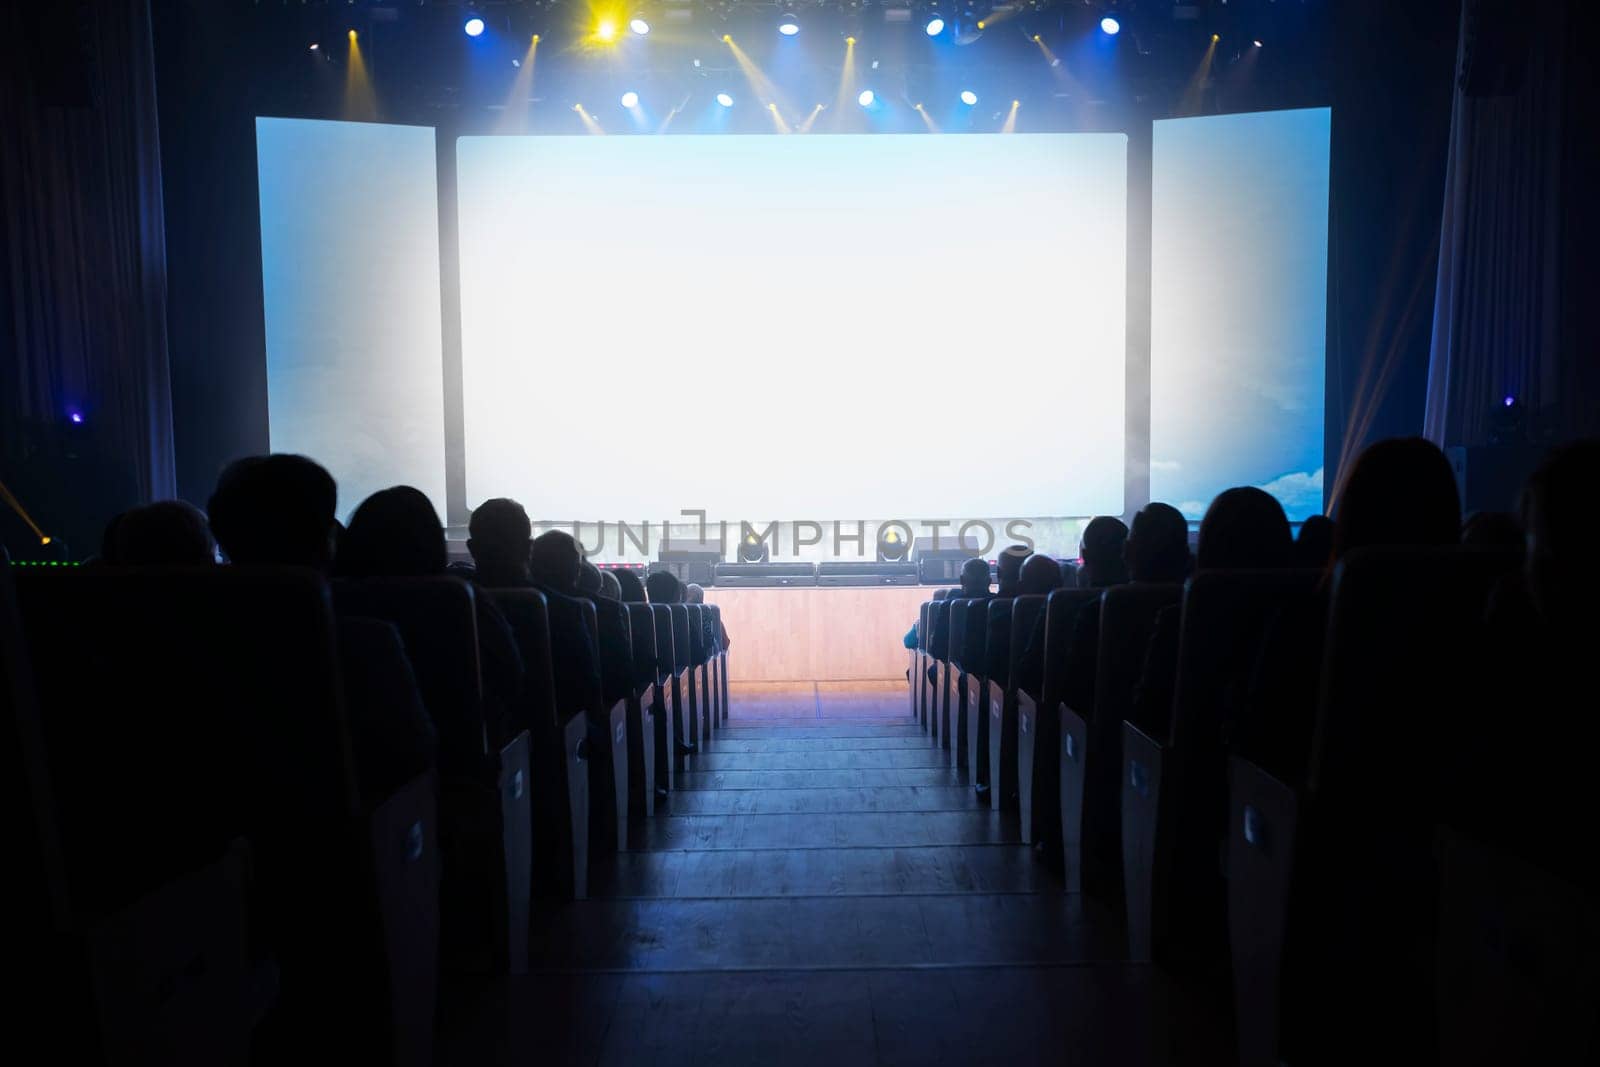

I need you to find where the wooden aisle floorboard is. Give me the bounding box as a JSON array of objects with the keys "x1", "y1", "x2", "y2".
[{"x1": 440, "y1": 682, "x2": 1230, "y2": 1066}]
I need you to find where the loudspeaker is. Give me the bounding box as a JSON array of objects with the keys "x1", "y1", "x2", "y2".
[
  {"x1": 817, "y1": 562, "x2": 919, "y2": 587},
  {"x1": 712, "y1": 563, "x2": 817, "y2": 587}
]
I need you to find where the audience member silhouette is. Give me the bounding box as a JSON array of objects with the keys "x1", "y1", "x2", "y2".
[
  {"x1": 929, "y1": 556, "x2": 992, "y2": 670},
  {"x1": 613, "y1": 567, "x2": 648, "y2": 603},
  {"x1": 1077, "y1": 515, "x2": 1131, "y2": 588},
  {"x1": 1293, "y1": 514, "x2": 1334, "y2": 569},
  {"x1": 1061, "y1": 503, "x2": 1190, "y2": 716},
  {"x1": 579, "y1": 558, "x2": 633, "y2": 706},
  {"x1": 996, "y1": 544, "x2": 1029, "y2": 597},
  {"x1": 465, "y1": 497, "x2": 534, "y2": 588},
  {"x1": 599, "y1": 570, "x2": 623, "y2": 600},
  {"x1": 645, "y1": 569, "x2": 683, "y2": 604},
  {"x1": 1239, "y1": 437, "x2": 1462, "y2": 782},
  {"x1": 104, "y1": 500, "x2": 216, "y2": 566},
  {"x1": 340, "y1": 486, "x2": 524, "y2": 744},
  {"x1": 1130, "y1": 488, "x2": 1292, "y2": 735},
  {"x1": 522, "y1": 530, "x2": 603, "y2": 715},
  {"x1": 684, "y1": 582, "x2": 730, "y2": 651},
  {"x1": 1018, "y1": 552, "x2": 1065, "y2": 596},
  {"x1": 207, "y1": 453, "x2": 337, "y2": 569}
]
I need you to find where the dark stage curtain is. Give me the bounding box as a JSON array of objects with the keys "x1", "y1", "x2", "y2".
[
  {"x1": 0, "y1": 0, "x2": 175, "y2": 554},
  {"x1": 1425, "y1": 0, "x2": 1600, "y2": 447}
]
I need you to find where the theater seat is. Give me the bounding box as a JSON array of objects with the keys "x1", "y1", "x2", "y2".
[
  {"x1": 577, "y1": 598, "x2": 630, "y2": 862},
  {"x1": 667, "y1": 604, "x2": 693, "y2": 772},
  {"x1": 961, "y1": 599, "x2": 992, "y2": 796},
  {"x1": 16, "y1": 567, "x2": 435, "y2": 1063},
  {"x1": 625, "y1": 603, "x2": 658, "y2": 819},
  {"x1": 707, "y1": 603, "x2": 729, "y2": 723},
  {"x1": 946, "y1": 598, "x2": 972, "y2": 775},
  {"x1": 650, "y1": 603, "x2": 677, "y2": 794},
  {"x1": 1006, "y1": 594, "x2": 1048, "y2": 845},
  {"x1": 1024, "y1": 587, "x2": 1099, "y2": 876}
]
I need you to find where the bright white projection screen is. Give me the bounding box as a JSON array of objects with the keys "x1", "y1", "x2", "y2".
[
  {"x1": 256, "y1": 117, "x2": 449, "y2": 520},
  {"x1": 1149, "y1": 107, "x2": 1331, "y2": 523},
  {"x1": 456, "y1": 134, "x2": 1127, "y2": 521}
]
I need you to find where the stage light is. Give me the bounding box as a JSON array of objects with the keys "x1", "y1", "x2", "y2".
[
  {"x1": 716, "y1": 91, "x2": 734, "y2": 107},
  {"x1": 464, "y1": 16, "x2": 485, "y2": 37},
  {"x1": 1212, "y1": 33, "x2": 1220, "y2": 42},
  {"x1": 308, "y1": 43, "x2": 319, "y2": 52},
  {"x1": 621, "y1": 90, "x2": 639, "y2": 108},
  {"x1": 845, "y1": 36, "x2": 856, "y2": 45},
  {"x1": 877, "y1": 525, "x2": 913, "y2": 563},
  {"x1": 960, "y1": 89, "x2": 977, "y2": 105},
  {"x1": 925, "y1": 16, "x2": 945, "y2": 36},
  {"x1": 858, "y1": 89, "x2": 875, "y2": 107},
  {"x1": 738, "y1": 533, "x2": 769, "y2": 563},
  {"x1": 1100, "y1": 16, "x2": 1120, "y2": 36},
  {"x1": 778, "y1": 13, "x2": 800, "y2": 35},
  {"x1": 68, "y1": 410, "x2": 84, "y2": 425},
  {"x1": 630, "y1": 16, "x2": 650, "y2": 35},
  {"x1": 976, "y1": 20, "x2": 986, "y2": 29},
  {"x1": 1504, "y1": 395, "x2": 1516, "y2": 408},
  {"x1": 1252, "y1": 39, "x2": 1263, "y2": 47},
  {"x1": 596, "y1": 18, "x2": 617, "y2": 41},
  {"x1": 347, "y1": 29, "x2": 357, "y2": 41}
]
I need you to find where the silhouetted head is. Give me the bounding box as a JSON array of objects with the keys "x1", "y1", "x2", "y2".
[
  {"x1": 1332, "y1": 437, "x2": 1461, "y2": 560},
  {"x1": 996, "y1": 544, "x2": 1030, "y2": 596},
  {"x1": 577, "y1": 559, "x2": 604, "y2": 596},
  {"x1": 468, "y1": 498, "x2": 532, "y2": 578},
  {"x1": 109, "y1": 501, "x2": 216, "y2": 566},
  {"x1": 1126, "y1": 503, "x2": 1191, "y2": 583},
  {"x1": 208, "y1": 454, "x2": 337, "y2": 569},
  {"x1": 528, "y1": 530, "x2": 583, "y2": 593},
  {"x1": 684, "y1": 583, "x2": 705, "y2": 604},
  {"x1": 338, "y1": 486, "x2": 446, "y2": 577},
  {"x1": 1461, "y1": 510, "x2": 1523, "y2": 550},
  {"x1": 959, "y1": 556, "x2": 992, "y2": 597},
  {"x1": 645, "y1": 569, "x2": 683, "y2": 603},
  {"x1": 1294, "y1": 515, "x2": 1335, "y2": 569},
  {"x1": 1196, "y1": 487, "x2": 1292, "y2": 570},
  {"x1": 614, "y1": 568, "x2": 648, "y2": 603},
  {"x1": 1521, "y1": 439, "x2": 1600, "y2": 626},
  {"x1": 1078, "y1": 516, "x2": 1130, "y2": 587},
  {"x1": 600, "y1": 570, "x2": 622, "y2": 600},
  {"x1": 1018, "y1": 553, "x2": 1064, "y2": 595}
]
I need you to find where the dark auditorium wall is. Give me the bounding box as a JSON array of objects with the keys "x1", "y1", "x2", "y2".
[
  {"x1": 1323, "y1": 0, "x2": 1462, "y2": 502},
  {"x1": 0, "y1": 0, "x2": 176, "y2": 556}
]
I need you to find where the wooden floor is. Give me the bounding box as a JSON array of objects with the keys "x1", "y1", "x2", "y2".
[{"x1": 440, "y1": 683, "x2": 1228, "y2": 1065}]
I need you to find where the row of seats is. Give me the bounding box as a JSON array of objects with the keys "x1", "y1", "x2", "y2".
[
  {"x1": 909, "y1": 546, "x2": 1594, "y2": 1065},
  {"x1": 0, "y1": 560, "x2": 727, "y2": 1065}
]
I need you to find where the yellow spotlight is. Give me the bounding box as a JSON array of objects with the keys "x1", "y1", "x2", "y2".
[
  {"x1": 40, "y1": 536, "x2": 52, "y2": 546},
  {"x1": 845, "y1": 36, "x2": 855, "y2": 45},
  {"x1": 532, "y1": 34, "x2": 541, "y2": 43},
  {"x1": 597, "y1": 19, "x2": 617, "y2": 41},
  {"x1": 723, "y1": 33, "x2": 732, "y2": 42},
  {"x1": 1032, "y1": 34, "x2": 1040, "y2": 41},
  {"x1": 1212, "y1": 33, "x2": 1220, "y2": 41},
  {"x1": 348, "y1": 29, "x2": 357, "y2": 40},
  {"x1": 976, "y1": 20, "x2": 985, "y2": 30},
  {"x1": 1012, "y1": 99, "x2": 1019, "y2": 107}
]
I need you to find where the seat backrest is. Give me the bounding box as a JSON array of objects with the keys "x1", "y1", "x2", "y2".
[
  {"x1": 649, "y1": 604, "x2": 673, "y2": 681},
  {"x1": 929, "y1": 599, "x2": 952, "y2": 661},
  {"x1": 1094, "y1": 584, "x2": 1183, "y2": 730},
  {"x1": 668, "y1": 604, "x2": 690, "y2": 672},
  {"x1": 1169, "y1": 569, "x2": 1320, "y2": 753},
  {"x1": 947, "y1": 599, "x2": 970, "y2": 670},
  {"x1": 17, "y1": 568, "x2": 357, "y2": 920},
  {"x1": 918, "y1": 601, "x2": 930, "y2": 652},
  {"x1": 707, "y1": 604, "x2": 724, "y2": 653},
  {"x1": 626, "y1": 604, "x2": 656, "y2": 691},
  {"x1": 335, "y1": 577, "x2": 485, "y2": 770},
  {"x1": 962, "y1": 599, "x2": 991, "y2": 680},
  {"x1": 1040, "y1": 588, "x2": 1101, "y2": 709},
  {"x1": 487, "y1": 588, "x2": 559, "y2": 733},
  {"x1": 685, "y1": 604, "x2": 706, "y2": 663},
  {"x1": 985, "y1": 597, "x2": 1016, "y2": 683},
  {"x1": 1310, "y1": 547, "x2": 1519, "y2": 805},
  {"x1": 1007, "y1": 595, "x2": 1049, "y2": 695}
]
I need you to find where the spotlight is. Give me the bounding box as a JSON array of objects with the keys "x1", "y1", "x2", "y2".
[
  {"x1": 630, "y1": 16, "x2": 650, "y2": 35},
  {"x1": 876, "y1": 525, "x2": 913, "y2": 563},
  {"x1": 68, "y1": 410, "x2": 84, "y2": 425},
  {"x1": 716, "y1": 91, "x2": 734, "y2": 107},
  {"x1": 925, "y1": 16, "x2": 946, "y2": 36},
  {"x1": 1252, "y1": 39, "x2": 1263, "y2": 47},
  {"x1": 778, "y1": 13, "x2": 800, "y2": 35},
  {"x1": 596, "y1": 18, "x2": 617, "y2": 41},
  {"x1": 464, "y1": 16, "x2": 485, "y2": 37},
  {"x1": 858, "y1": 89, "x2": 875, "y2": 107},
  {"x1": 960, "y1": 89, "x2": 977, "y2": 105},
  {"x1": 738, "y1": 533, "x2": 769, "y2": 563},
  {"x1": 308, "y1": 43, "x2": 319, "y2": 51},
  {"x1": 621, "y1": 90, "x2": 639, "y2": 108},
  {"x1": 1100, "y1": 16, "x2": 1121, "y2": 36},
  {"x1": 1504, "y1": 395, "x2": 1516, "y2": 408},
  {"x1": 347, "y1": 29, "x2": 357, "y2": 40}
]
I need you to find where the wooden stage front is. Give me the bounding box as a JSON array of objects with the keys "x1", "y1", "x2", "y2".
[{"x1": 703, "y1": 585, "x2": 928, "y2": 683}]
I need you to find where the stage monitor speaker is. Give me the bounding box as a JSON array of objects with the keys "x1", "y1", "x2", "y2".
[
  {"x1": 914, "y1": 547, "x2": 979, "y2": 585},
  {"x1": 648, "y1": 555, "x2": 720, "y2": 586},
  {"x1": 712, "y1": 562, "x2": 818, "y2": 588},
  {"x1": 817, "y1": 562, "x2": 919, "y2": 587}
]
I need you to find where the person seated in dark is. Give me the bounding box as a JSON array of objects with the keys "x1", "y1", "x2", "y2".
[
  {"x1": 996, "y1": 544, "x2": 1029, "y2": 597},
  {"x1": 340, "y1": 486, "x2": 524, "y2": 747},
  {"x1": 207, "y1": 456, "x2": 434, "y2": 802},
  {"x1": 524, "y1": 529, "x2": 604, "y2": 717},
  {"x1": 103, "y1": 500, "x2": 216, "y2": 566},
  {"x1": 1129, "y1": 487, "x2": 1292, "y2": 737},
  {"x1": 1293, "y1": 514, "x2": 1334, "y2": 569},
  {"x1": 207, "y1": 453, "x2": 338, "y2": 569},
  {"x1": 928, "y1": 557, "x2": 992, "y2": 682},
  {"x1": 683, "y1": 583, "x2": 728, "y2": 652},
  {"x1": 599, "y1": 570, "x2": 623, "y2": 600},
  {"x1": 1461, "y1": 510, "x2": 1522, "y2": 550},
  {"x1": 614, "y1": 567, "x2": 648, "y2": 603},
  {"x1": 1000, "y1": 554, "x2": 1064, "y2": 695},
  {"x1": 1016, "y1": 517, "x2": 1131, "y2": 698},
  {"x1": 1061, "y1": 502, "x2": 1190, "y2": 718},
  {"x1": 1237, "y1": 437, "x2": 1462, "y2": 785},
  {"x1": 644, "y1": 569, "x2": 683, "y2": 604},
  {"x1": 578, "y1": 559, "x2": 633, "y2": 707}
]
